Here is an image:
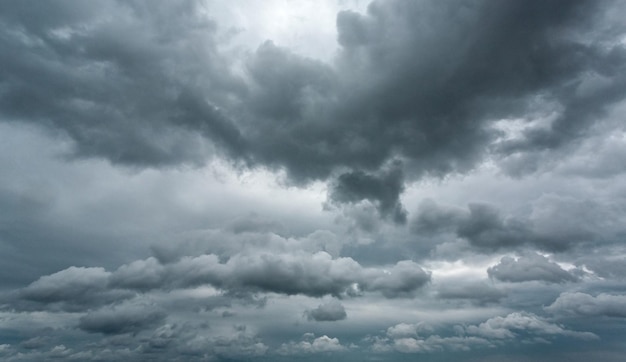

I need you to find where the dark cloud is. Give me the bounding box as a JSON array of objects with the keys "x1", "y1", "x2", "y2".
[
  {"x1": 545, "y1": 292, "x2": 626, "y2": 318},
  {"x1": 457, "y1": 203, "x2": 532, "y2": 250},
  {"x1": 411, "y1": 200, "x2": 536, "y2": 251},
  {"x1": 1, "y1": 0, "x2": 626, "y2": 360},
  {"x1": 329, "y1": 162, "x2": 407, "y2": 223},
  {"x1": 487, "y1": 254, "x2": 579, "y2": 283},
  {"x1": 0, "y1": 0, "x2": 244, "y2": 167},
  {"x1": 411, "y1": 197, "x2": 624, "y2": 252},
  {"x1": 305, "y1": 300, "x2": 347, "y2": 322},
  {"x1": 2, "y1": 0, "x2": 624, "y2": 190},
  {"x1": 78, "y1": 304, "x2": 166, "y2": 335}
]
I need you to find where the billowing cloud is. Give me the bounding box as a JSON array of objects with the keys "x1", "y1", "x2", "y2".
[
  {"x1": 412, "y1": 196, "x2": 625, "y2": 252},
  {"x1": 464, "y1": 312, "x2": 598, "y2": 341},
  {"x1": 17, "y1": 267, "x2": 134, "y2": 312},
  {"x1": 1, "y1": 0, "x2": 626, "y2": 360},
  {"x1": 487, "y1": 254, "x2": 579, "y2": 283},
  {"x1": 1, "y1": 0, "x2": 624, "y2": 186},
  {"x1": 386, "y1": 322, "x2": 434, "y2": 339},
  {"x1": 14, "y1": 251, "x2": 430, "y2": 307},
  {"x1": 305, "y1": 300, "x2": 347, "y2": 322},
  {"x1": 545, "y1": 292, "x2": 626, "y2": 318},
  {"x1": 329, "y1": 163, "x2": 407, "y2": 223}
]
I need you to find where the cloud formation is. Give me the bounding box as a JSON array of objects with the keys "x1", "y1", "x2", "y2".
[
  {"x1": 1, "y1": 0, "x2": 626, "y2": 360},
  {"x1": 2, "y1": 0, "x2": 624, "y2": 186},
  {"x1": 487, "y1": 254, "x2": 579, "y2": 283},
  {"x1": 546, "y1": 292, "x2": 626, "y2": 318},
  {"x1": 305, "y1": 300, "x2": 347, "y2": 321}
]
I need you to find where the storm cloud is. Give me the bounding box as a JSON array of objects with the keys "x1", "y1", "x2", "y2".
[
  {"x1": 1, "y1": 0, "x2": 625, "y2": 185},
  {"x1": 1, "y1": 0, "x2": 626, "y2": 361}
]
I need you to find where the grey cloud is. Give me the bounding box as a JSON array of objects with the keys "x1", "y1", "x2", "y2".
[
  {"x1": 18, "y1": 266, "x2": 134, "y2": 312},
  {"x1": 111, "y1": 251, "x2": 430, "y2": 299},
  {"x1": 109, "y1": 257, "x2": 164, "y2": 292},
  {"x1": 228, "y1": 213, "x2": 286, "y2": 235},
  {"x1": 575, "y1": 254, "x2": 626, "y2": 279},
  {"x1": 411, "y1": 200, "x2": 532, "y2": 251},
  {"x1": 0, "y1": 0, "x2": 244, "y2": 167},
  {"x1": 411, "y1": 199, "x2": 465, "y2": 235},
  {"x1": 437, "y1": 281, "x2": 506, "y2": 304},
  {"x1": 245, "y1": 40, "x2": 336, "y2": 124},
  {"x1": 371, "y1": 312, "x2": 597, "y2": 354},
  {"x1": 487, "y1": 254, "x2": 579, "y2": 283},
  {"x1": 329, "y1": 163, "x2": 407, "y2": 223},
  {"x1": 465, "y1": 312, "x2": 598, "y2": 341},
  {"x1": 305, "y1": 300, "x2": 347, "y2": 322},
  {"x1": 457, "y1": 203, "x2": 531, "y2": 250},
  {"x1": 1, "y1": 0, "x2": 624, "y2": 192},
  {"x1": 366, "y1": 260, "x2": 431, "y2": 298},
  {"x1": 137, "y1": 323, "x2": 268, "y2": 360},
  {"x1": 545, "y1": 292, "x2": 626, "y2": 318},
  {"x1": 78, "y1": 304, "x2": 166, "y2": 335},
  {"x1": 411, "y1": 197, "x2": 624, "y2": 252},
  {"x1": 386, "y1": 322, "x2": 434, "y2": 339},
  {"x1": 376, "y1": 335, "x2": 493, "y2": 354}
]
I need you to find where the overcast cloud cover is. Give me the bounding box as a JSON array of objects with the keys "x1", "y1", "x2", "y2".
[{"x1": 1, "y1": 0, "x2": 626, "y2": 360}]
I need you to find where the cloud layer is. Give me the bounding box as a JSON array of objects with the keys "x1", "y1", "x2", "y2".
[{"x1": 1, "y1": 0, "x2": 626, "y2": 361}]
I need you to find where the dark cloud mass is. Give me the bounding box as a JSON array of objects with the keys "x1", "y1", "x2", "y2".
[
  {"x1": 1, "y1": 0, "x2": 626, "y2": 361},
  {"x1": 1, "y1": 0, "x2": 624, "y2": 182}
]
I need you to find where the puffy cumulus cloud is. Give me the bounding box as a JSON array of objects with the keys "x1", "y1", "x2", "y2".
[
  {"x1": 277, "y1": 333, "x2": 347, "y2": 355},
  {"x1": 465, "y1": 312, "x2": 598, "y2": 341},
  {"x1": 545, "y1": 292, "x2": 626, "y2": 318},
  {"x1": 11, "y1": 251, "x2": 429, "y2": 309},
  {"x1": 487, "y1": 254, "x2": 579, "y2": 283},
  {"x1": 150, "y1": 227, "x2": 345, "y2": 265},
  {"x1": 386, "y1": 322, "x2": 434, "y2": 339},
  {"x1": 17, "y1": 266, "x2": 134, "y2": 312},
  {"x1": 78, "y1": 303, "x2": 166, "y2": 335},
  {"x1": 110, "y1": 251, "x2": 431, "y2": 298},
  {"x1": 305, "y1": 300, "x2": 347, "y2": 322},
  {"x1": 365, "y1": 260, "x2": 432, "y2": 298},
  {"x1": 411, "y1": 196, "x2": 626, "y2": 252}
]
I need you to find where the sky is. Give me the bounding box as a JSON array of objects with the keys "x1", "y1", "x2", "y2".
[{"x1": 1, "y1": 0, "x2": 626, "y2": 361}]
